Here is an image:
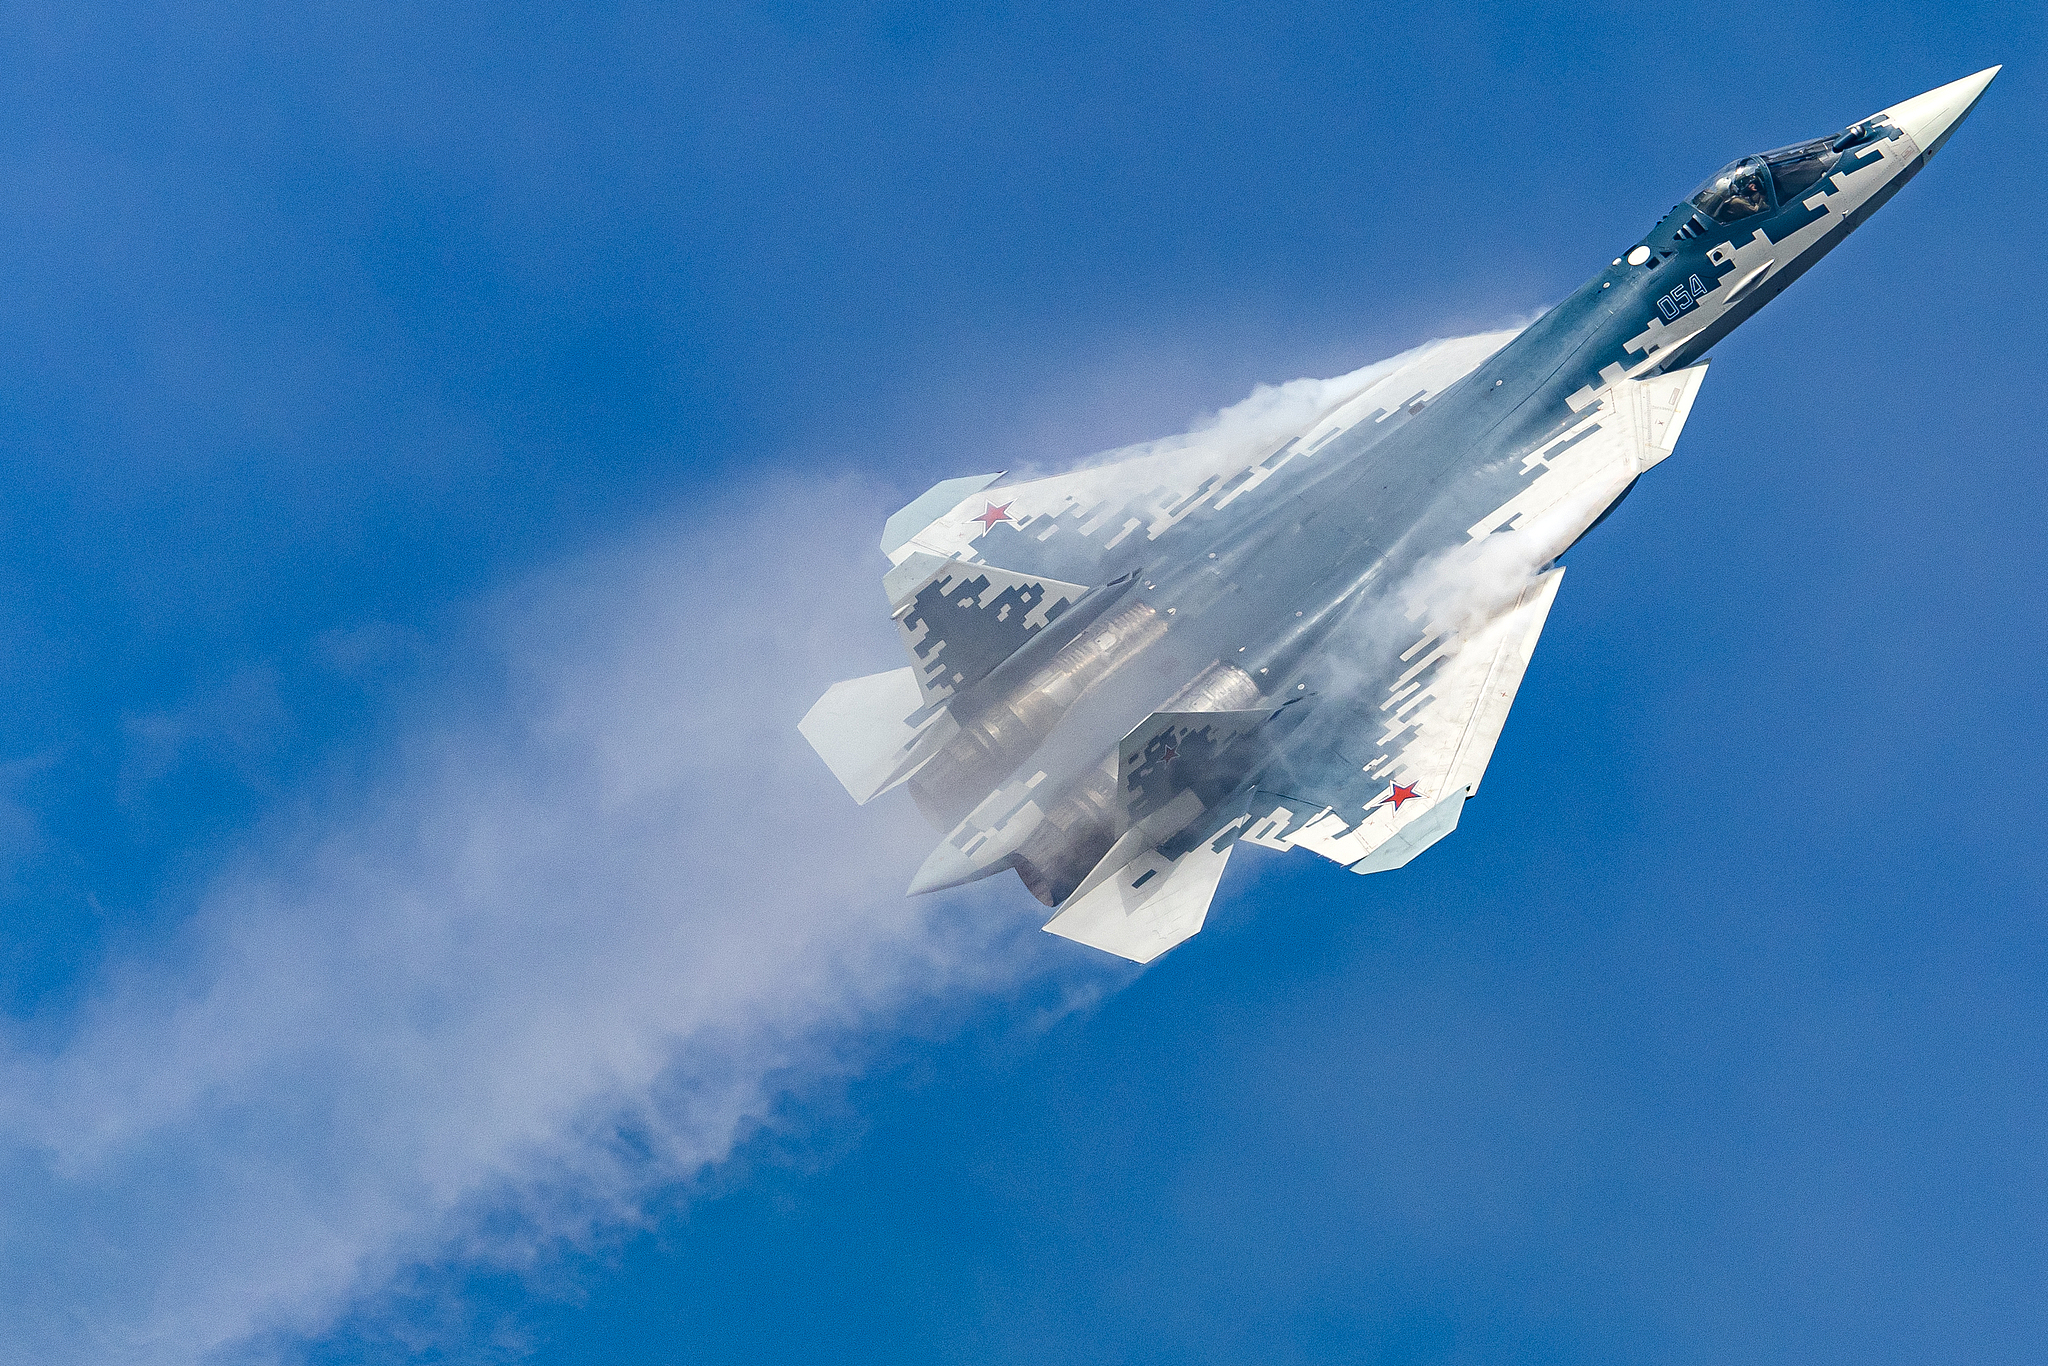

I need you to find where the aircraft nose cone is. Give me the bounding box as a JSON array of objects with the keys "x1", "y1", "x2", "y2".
[{"x1": 1879, "y1": 66, "x2": 2001, "y2": 160}]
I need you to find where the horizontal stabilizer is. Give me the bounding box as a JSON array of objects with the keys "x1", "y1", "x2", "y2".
[
  {"x1": 894, "y1": 560, "x2": 1091, "y2": 705},
  {"x1": 798, "y1": 668, "x2": 956, "y2": 804},
  {"x1": 1041, "y1": 837, "x2": 1234, "y2": 965}
]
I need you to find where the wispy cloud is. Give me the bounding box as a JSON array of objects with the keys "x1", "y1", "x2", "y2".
[
  {"x1": 0, "y1": 336, "x2": 1542, "y2": 1364},
  {"x1": 0, "y1": 481, "x2": 1107, "y2": 1364},
  {"x1": 1027, "y1": 334, "x2": 1520, "y2": 485},
  {"x1": 117, "y1": 667, "x2": 295, "y2": 807}
]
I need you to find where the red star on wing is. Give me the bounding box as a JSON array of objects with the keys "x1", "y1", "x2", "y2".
[
  {"x1": 973, "y1": 502, "x2": 1013, "y2": 531},
  {"x1": 1388, "y1": 782, "x2": 1420, "y2": 809}
]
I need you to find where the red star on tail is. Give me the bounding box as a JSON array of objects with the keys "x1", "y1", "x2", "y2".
[{"x1": 973, "y1": 502, "x2": 1013, "y2": 531}]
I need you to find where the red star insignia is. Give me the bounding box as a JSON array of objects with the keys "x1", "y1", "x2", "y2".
[
  {"x1": 973, "y1": 502, "x2": 1013, "y2": 531},
  {"x1": 1388, "y1": 782, "x2": 1420, "y2": 809}
]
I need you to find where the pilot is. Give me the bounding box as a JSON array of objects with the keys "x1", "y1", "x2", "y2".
[
  {"x1": 1695, "y1": 157, "x2": 1775, "y2": 224},
  {"x1": 1726, "y1": 167, "x2": 1769, "y2": 217}
]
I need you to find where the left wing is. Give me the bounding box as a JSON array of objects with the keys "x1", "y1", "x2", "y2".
[{"x1": 878, "y1": 332, "x2": 1518, "y2": 590}]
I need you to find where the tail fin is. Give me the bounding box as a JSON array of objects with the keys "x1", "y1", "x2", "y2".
[
  {"x1": 1117, "y1": 703, "x2": 1300, "y2": 834},
  {"x1": 798, "y1": 668, "x2": 956, "y2": 804},
  {"x1": 890, "y1": 556, "x2": 1091, "y2": 705}
]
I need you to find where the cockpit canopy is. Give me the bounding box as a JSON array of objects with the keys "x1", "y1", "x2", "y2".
[
  {"x1": 1692, "y1": 157, "x2": 1774, "y2": 224},
  {"x1": 1689, "y1": 122, "x2": 1880, "y2": 224}
]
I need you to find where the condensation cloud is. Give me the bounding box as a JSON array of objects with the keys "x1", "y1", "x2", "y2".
[
  {"x1": 0, "y1": 482, "x2": 1108, "y2": 1365},
  {"x1": 0, "y1": 341, "x2": 1546, "y2": 1364}
]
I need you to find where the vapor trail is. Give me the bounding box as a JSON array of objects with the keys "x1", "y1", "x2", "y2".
[
  {"x1": 0, "y1": 341, "x2": 1527, "y2": 1364},
  {"x1": 0, "y1": 482, "x2": 1103, "y2": 1364}
]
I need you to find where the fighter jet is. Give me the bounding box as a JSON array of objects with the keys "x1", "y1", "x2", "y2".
[{"x1": 801, "y1": 69, "x2": 2000, "y2": 963}]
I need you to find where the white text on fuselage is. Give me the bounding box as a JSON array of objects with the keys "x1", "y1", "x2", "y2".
[{"x1": 1656, "y1": 273, "x2": 1716, "y2": 322}]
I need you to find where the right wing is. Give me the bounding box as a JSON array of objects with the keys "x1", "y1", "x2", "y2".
[
  {"x1": 1036, "y1": 556, "x2": 1570, "y2": 964},
  {"x1": 1240, "y1": 360, "x2": 1711, "y2": 875},
  {"x1": 1240, "y1": 565, "x2": 1566, "y2": 871}
]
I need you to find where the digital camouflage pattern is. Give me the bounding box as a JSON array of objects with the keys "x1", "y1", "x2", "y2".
[{"x1": 801, "y1": 69, "x2": 2000, "y2": 962}]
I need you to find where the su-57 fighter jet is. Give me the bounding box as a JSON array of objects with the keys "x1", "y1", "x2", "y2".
[{"x1": 801, "y1": 69, "x2": 2000, "y2": 963}]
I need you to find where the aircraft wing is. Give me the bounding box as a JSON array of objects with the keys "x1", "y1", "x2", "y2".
[
  {"x1": 877, "y1": 332, "x2": 1517, "y2": 591},
  {"x1": 1240, "y1": 360, "x2": 1710, "y2": 875},
  {"x1": 1241, "y1": 565, "x2": 1565, "y2": 872}
]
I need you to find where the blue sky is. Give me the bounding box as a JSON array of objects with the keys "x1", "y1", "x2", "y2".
[{"x1": 0, "y1": 3, "x2": 2041, "y2": 1363}]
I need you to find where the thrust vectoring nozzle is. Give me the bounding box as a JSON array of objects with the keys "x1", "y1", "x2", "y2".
[{"x1": 802, "y1": 68, "x2": 2000, "y2": 963}]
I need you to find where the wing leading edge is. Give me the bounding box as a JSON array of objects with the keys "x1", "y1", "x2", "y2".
[
  {"x1": 1238, "y1": 361, "x2": 1710, "y2": 878},
  {"x1": 878, "y1": 332, "x2": 1519, "y2": 590}
]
